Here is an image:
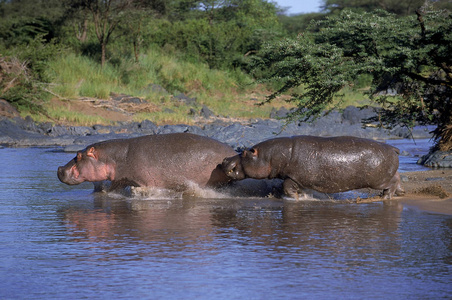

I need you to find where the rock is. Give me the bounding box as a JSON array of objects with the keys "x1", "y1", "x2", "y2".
[
  {"x1": 270, "y1": 107, "x2": 290, "y2": 119},
  {"x1": 20, "y1": 116, "x2": 40, "y2": 132},
  {"x1": 200, "y1": 105, "x2": 215, "y2": 118},
  {"x1": 138, "y1": 120, "x2": 158, "y2": 134},
  {"x1": 145, "y1": 83, "x2": 169, "y2": 95},
  {"x1": 0, "y1": 106, "x2": 438, "y2": 154},
  {"x1": 0, "y1": 99, "x2": 20, "y2": 118},
  {"x1": 342, "y1": 105, "x2": 377, "y2": 125},
  {"x1": 188, "y1": 108, "x2": 198, "y2": 116},
  {"x1": 110, "y1": 93, "x2": 145, "y2": 104},
  {"x1": 120, "y1": 97, "x2": 143, "y2": 104},
  {"x1": 93, "y1": 125, "x2": 114, "y2": 134},
  {"x1": 157, "y1": 124, "x2": 189, "y2": 134},
  {"x1": 173, "y1": 93, "x2": 197, "y2": 105},
  {"x1": 418, "y1": 150, "x2": 452, "y2": 168}
]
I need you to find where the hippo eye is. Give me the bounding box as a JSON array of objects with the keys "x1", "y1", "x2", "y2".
[{"x1": 76, "y1": 152, "x2": 82, "y2": 162}]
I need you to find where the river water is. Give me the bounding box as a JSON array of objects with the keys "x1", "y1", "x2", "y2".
[{"x1": 1, "y1": 141, "x2": 451, "y2": 299}]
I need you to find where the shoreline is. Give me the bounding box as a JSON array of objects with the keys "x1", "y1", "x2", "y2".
[
  {"x1": 395, "y1": 169, "x2": 452, "y2": 216},
  {"x1": 0, "y1": 109, "x2": 436, "y2": 150},
  {"x1": 1, "y1": 109, "x2": 451, "y2": 215}
]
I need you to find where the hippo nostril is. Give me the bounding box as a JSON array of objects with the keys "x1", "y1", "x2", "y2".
[{"x1": 57, "y1": 166, "x2": 65, "y2": 180}]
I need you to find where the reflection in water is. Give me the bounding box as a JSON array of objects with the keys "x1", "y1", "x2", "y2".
[
  {"x1": 0, "y1": 147, "x2": 451, "y2": 299},
  {"x1": 56, "y1": 194, "x2": 452, "y2": 298}
]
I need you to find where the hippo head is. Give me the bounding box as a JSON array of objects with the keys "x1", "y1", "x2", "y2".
[
  {"x1": 58, "y1": 147, "x2": 113, "y2": 185},
  {"x1": 222, "y1": 147, "x2": 272, "y2": 180},
  {"x1": 222, "y1": 154, "x2": 246, "y2": 180}
]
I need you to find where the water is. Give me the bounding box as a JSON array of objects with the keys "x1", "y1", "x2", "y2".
[
  {"x1": 1, "y1": 141, "x2": 451, "y2": 299},
  {"x1": 386, "y1": 138, "x2": 433, "y2": 172}
]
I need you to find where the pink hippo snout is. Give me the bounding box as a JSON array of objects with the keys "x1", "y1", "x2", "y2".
[{"x1": 57, "y1": 162, "x2": 81, "y2": 185}]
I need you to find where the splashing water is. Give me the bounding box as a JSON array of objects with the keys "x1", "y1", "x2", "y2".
[{"x1": 130, "y1": 181, "x2": 229, "y2": 200}]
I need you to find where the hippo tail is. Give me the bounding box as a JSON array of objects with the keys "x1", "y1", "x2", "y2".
[{"x1": 392, "y1": 146, "x2": 400, "y2": 155}]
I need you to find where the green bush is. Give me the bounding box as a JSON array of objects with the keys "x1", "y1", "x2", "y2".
[{"x1": 0, "y1": 35, "x2": 61, "y2": 112}]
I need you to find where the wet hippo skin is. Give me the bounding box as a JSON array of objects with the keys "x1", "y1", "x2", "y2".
[
  {"x1": 222, "y1": 135, "x2": 405, "y2": 199},
  {"x1": 58, "y1": 133, "x2": 236, "y2": 191}
]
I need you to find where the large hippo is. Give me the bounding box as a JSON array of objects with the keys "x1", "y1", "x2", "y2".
[
  {"x1": 222, "y1": 136, "x2": 404, "y2": 199},
  {"x1": 58, "y1": 133, "x2": 236, "y2": 191}
]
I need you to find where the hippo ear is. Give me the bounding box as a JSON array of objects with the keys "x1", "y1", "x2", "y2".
[
  {"x1": 86, "y1": 147, "x2": 98, "y2": 160},
  {"x1": 243, "y1": 148, "x2": 258, "y2": 158}
]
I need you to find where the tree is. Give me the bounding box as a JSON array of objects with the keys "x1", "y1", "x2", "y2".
[
  {"x1": 0, "y1": 0, "x2": 65, "y2": 47},
  {"x1": 67, "y1": 0, "x2": 136, "y2": 67},
  {"x1": 321, "y1": 0, "x2": 452, "y2": 16},
  {"x1": 252, "y1": 7, "x2": 452, "y2": 150},
  {"x1": 120, "y1": 0, "x2": 167, "y2": 62},
  {"x1": 158, "y1": 0, "x2": 282, "y2": 69},
  {"x1": 0, "y1": 35, "x2": 61, "y2": 112}
]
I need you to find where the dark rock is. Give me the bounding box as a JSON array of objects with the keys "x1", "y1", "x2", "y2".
[
  {"x1": 400, "y1": 150, "x2": 410, "y2": 156},
  {"x1": 145, "y1": 83, "x2": 169, "y2": 95},
  {"x1": 410, "y1": 125, "x2": 435, "y2": 139},
  {"x1": 120, "y1": 97, "x2": 143, "y2": 104},
  {"x1": 418, "y1": 150, "x2": 452, "y2": 168},
  {"x1": 173, "y1": 93, "x2": 197, "y2": 105},
  {"x1": 0, "y1": 105, "x2": 439, "y2": 157},
  {"x1": 185, "y1": 125, "x2": 204, "y2": 136},
  {"x1": 16, "y1": 116, "x2": 40, "y2": 132},
  {"x1": 0, "y1": 117, "x2": 52, "y2": 146},
  {"x1": 342, "y1": 106, "x2": 377, "y2": 125},
  {"x1": 138, "y1": 120, "x2": 158, "y2": 134},
  {"x1": 93, "y1": 125, "x2": 113, "y2": 134},
  {"x1": 157, "y1": 124, "x2": 189, "y2": 134},
  {"x1": 270, "y1": 107, "x2": 290, "y2": 119},
  {"x1": 188, "y1": 108, "x2": 198, "y2": 116},
  {"x1": 113, "y1": 122, "x2": 143, "y2": 135},
  {"x1": 73, "y1": 126, "x2": 93, "y2": 136},
  {"x1": 390, "y1": 125, "x2": 433, "y2": 139},
  {"x1": 110, "y1": 93, "x2": 144, "y2": 104},
  {"x1": 200, "y1": 105, "x2": 215, "y2": 118},
  {"x1": 110, "y1": 93, "x2": 128, "y2": 101},
  {"x1": 0, "y1": 99, "x2": 20, "y2": 118}
]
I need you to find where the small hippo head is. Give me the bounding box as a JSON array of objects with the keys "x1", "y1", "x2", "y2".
[
  {"x1": 222, "y1": 147, "x2": 272, "y2": 180},
  {"x1": 58, "y1": 147, "x2": 113, "y2": 185},
  {"x1": 222, "y1": 154, "x2": 246, "y2": 180}
]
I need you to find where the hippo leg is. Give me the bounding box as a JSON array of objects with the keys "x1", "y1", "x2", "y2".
[
  {"x1": 283, "y1": 178, "x2": 304, "y2": 200},
  {"x1": 381, "y1": 172, "x2": 404, "y2": 199}
]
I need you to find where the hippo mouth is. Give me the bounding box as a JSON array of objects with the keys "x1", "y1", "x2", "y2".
[
  {"x1": 222, "y1": 156, "x2": 246, "y2": 180},
  {"x1": 57, "y1": 164, "x2": 83, "y2": 185}
]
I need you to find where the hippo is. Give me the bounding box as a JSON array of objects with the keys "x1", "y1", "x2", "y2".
[
  {"x1": 222, "y1": 135, "x2": 405, "y2": 199},
  {"x1": 58, "y1": 133, "x2": 236, "y2": 191}
]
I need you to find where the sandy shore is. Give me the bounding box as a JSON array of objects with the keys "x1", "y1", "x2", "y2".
[{"x1": 393, "y1": 169, "x2": 452, "y2": 215}]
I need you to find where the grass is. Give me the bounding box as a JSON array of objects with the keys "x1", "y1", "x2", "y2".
[
  {"x1": 22, "y1": 107, "x2": 111, "y2": 125},
  {"x1": 37, "y1": 46, "x2": 370, "y2": 126}
]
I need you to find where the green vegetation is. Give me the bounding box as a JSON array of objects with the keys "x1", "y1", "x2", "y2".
[
  {"x1": 256, "y1": 7, "x2": 452, "y2": 150},
  {"x1": 0, "y1": 0, "x2": 451, "y2": 148}
]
